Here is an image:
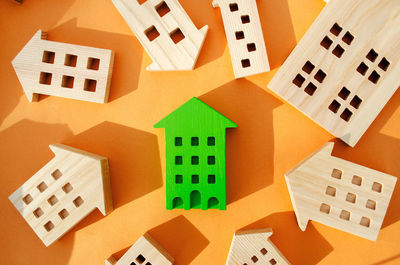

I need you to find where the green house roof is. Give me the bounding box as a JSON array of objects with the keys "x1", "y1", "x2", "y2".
[{"x1": 154, "y1": 97, "x2": 237, "y2": 129}]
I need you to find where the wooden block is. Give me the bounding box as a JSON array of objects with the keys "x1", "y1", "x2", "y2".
[
  {"x1": 12, "y1": 30, "x2": 115, "y2": 103},
  {"x1": 9, "y1": 144, "x2": 113, "y2": 246},
  {"x1": 213, "y1": 0, "x2": 270, "y2": 78},
  {"x1": 286, "y1": 142, "x2": 397, "y2": 241},
  {"x1": 111, "y1": 0, "x2": 208, "y2": 71},
  {"x1": 154, "y1": 97, "x2": 237, "y2": 210},
  {"x1": 268, "y1": 0, "x2": 400, "y2": 147},
  {"x1": 105, "y1": 233, "x2": 174, "y2": 265},
  {"x1": 226, "y1": 228, "x2": 291, "y2": 265}
]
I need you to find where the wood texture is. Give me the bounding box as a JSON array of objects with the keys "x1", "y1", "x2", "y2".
[
  {"x1": 226, "y1": 228, "x2": 291, "y2": 265},
  {"x1": 111, "y1": 0, "x2": 208, "y2": 71},
  {"x1": 154, "y1": 97, "x2": 237, "y2": 210},
  {"x1": 213, "y1": 0, "x2": 269, "y2": 78},
  {"x1": 268, "y1": 0, "x2": 400, "y2": 147},
  {"x1": 12, "y1": 30, "x2": 114, "y2": 103},
  {"x1": 105, "y1": 233, "x2": 174, "y2": 265},
  {"x1": 9, "y1": 144, "x2": 113, "y2": 246},
  {"x1": 286, "y1": 142, "x2": 397, "y2": 241}
]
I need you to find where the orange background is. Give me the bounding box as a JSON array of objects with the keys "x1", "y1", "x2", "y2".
[{"x1": 1, "y1": 0, "x2": 400, "y2": 264}]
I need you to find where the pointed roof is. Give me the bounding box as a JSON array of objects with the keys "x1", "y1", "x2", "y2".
[{"x1": 154, "y1": 97, "x2": 237, "y2": 129}]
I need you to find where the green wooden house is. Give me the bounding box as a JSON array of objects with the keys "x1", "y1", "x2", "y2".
[{"x1": 154, "y1": 97, "x2": 237, "y2": 210}]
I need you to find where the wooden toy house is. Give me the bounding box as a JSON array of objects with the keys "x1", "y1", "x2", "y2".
[
  {"x1": 112, "y1": 0, "x2": 208, "y2": 71},
  {"x1": 213, "y1": 0, "x2": 269, "y2": 78},
  {"x1": 268, "y1": 0, "x2": 400, "y2": 147},
  {"x1": 285, "y1": 142, "x2": 397, "y2": 241},
  {"x1": 9, "y1": 144, "x2": 113, "y2": 246},
  {"x1": 226, "y1": 228, "x2": 290, "y2": 265},
  {"x1": 154, "y1": 97, "x2": 237, "y2": 210},
  {"x1": 105, "y1": 233, "x2": 174, "y2": 265},
  {"x1": 12, "y1": 30, "x2": 114, "y2": 103}
]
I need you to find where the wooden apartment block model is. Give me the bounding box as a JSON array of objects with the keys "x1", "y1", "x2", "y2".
[
  {"x1": 112, "y1": 0, "x2": 208, "y2": 71},
  {"x1": 268, "y1": 0, "x2": 400, "y2": 147},
  {"x1": 154, "y1": 97, "x2": 237, "y2": 210},
  {"x1": 226, "y1": 228, "x2": 290, "y2": 265},
  {"x1": 9, "y1": 144, "x2": 113, "y2": 246},
  {"x1": 12, "y1": 30, "x2": 114, "y2": 103},
  {"x1": 105, "y1": 233, "x2": 174, "y2": 265},
  {"x1": 285, "y1": 142, "x2": 397, "y2": 241},
  {"x1": 213, "y1": 0, "x2": 270, "y2": 78}
]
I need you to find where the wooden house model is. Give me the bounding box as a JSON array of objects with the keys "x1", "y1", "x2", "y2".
[
  {"x1": 112, "y1": 0, "x2": 208, "y2": 71},
  {"x1": 226, "y1": 228, "x2": 290, "y2": 265},
  {"x1": 268, "y1": 0, "x2": 400, "y2": 147},
  {"x1": 286, "y1": 142, "x2": 397, "y2": 241},
  {"x1": 213, "y1": 0, "x2": 270, "y2": 78},
  {"x1": 12, "y1": 30, "x2": 114, "y2": 103},
  {"x1": 9, "y1": 144, "x2": 113, "y2": 246},
  {"x1": 105, "y1": 233, "x2": 174, "y2": 265}
]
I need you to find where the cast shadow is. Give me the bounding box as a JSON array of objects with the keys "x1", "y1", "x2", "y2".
[
  {"x1": 62, "y1": 121, "x2": 163, "y2": 210},
  {"x1": 47, "y1": 18, "x2": 142, "y2": 102},
  {"x1": 198, "y1": 79, "x2": 282, "y2": 204},
  {"x1": 258, "y1": 0, "x2": 297, "y2": 70},
  {"x1": 240, "y1": 211, "x2": 334, "y2": 265},
  {"x1": 0, "y1": 0, "x2": 75, "y2": 125},
  {"x1": 147, "y1": 215, "x2": 209, "y2": 265},
  {"x1": 180, "y1": 0, "x2": 227, "y2": 69},
  {"x1": 371, "y1": 253, "x2": 400, "y2": 265},
  {"x1": 0, "y1": 119, "x2": 74, "y2": 265},
  {"x1": 331, "y1": 87, "x2": 400, "y2": 229}
]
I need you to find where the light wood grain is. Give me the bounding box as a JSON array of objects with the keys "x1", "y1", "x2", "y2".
[
  {"x1": 268, "y1": 0, "x2": 400, "y2": 147},
  {"x1": 213, "y1": 0, "x2": 270, "y2": 78},
  {"x1": 9, "y1": 144, "x2": 113, "y2": 246},
  {"x1": 12, "y1": 30, "x2": 114, "y2": 103},
  {"x1": 226, "y1": 228, "x2": 291, "y2": 265},
  {"x1": 286, "y1": 142, "x2": 397, "y2": 241},
  {"x1": 112, "y1": 0, "x2": 208, "y2": 71},
  {"x1": 105, "y1": 233, "x2": 174, "y2": 265}
]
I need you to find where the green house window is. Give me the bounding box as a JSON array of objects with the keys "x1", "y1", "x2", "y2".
[
  {"x1": 208, "y1": 175, "x2": 216, "y2": 184},
  {"x1": 208, "y1": 156, "x2": 216, "y2": 165},
  {"x1": 175, "y1": 137, "x2": 182, "y2": 146},
  {"x1": 191, "y1": 137, "x2": 199, "y2": 146},
  {"x1": 191, "y1": 156, "x2": 199, "y2": 165},
  {"x1": 207, "y1": 137, "x2": 215, "y2": 146},
  {"x1": 175, "y1": 175, "x2": 183, "y2": 184},
  {"x1": 175, "y1": 156, "x2": 183, "y2": 165},
  {"x1": 192, "y1": 175, "x2": 199, "y2": 184}
]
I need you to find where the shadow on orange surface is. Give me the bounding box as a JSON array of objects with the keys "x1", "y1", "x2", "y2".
[
  {"x1": 0, "y1": 0, "x2": 75, "y2": 125},
  {"x1": 371, "y1": 253, "x2": 400, "y2": 265},
  {"x1": 240, "y1": 211, "x2": 334, "y2": 265},
  {"x1": 0, "y1": 119, "x2": 74, "y2": 265},
  {"x1": 62, "y1": 121, "x2": 163, "y2": 210},
  {"x1": 331, "y1": 88, "x2": 400, "y2": 230},
  {"x1": 199, "y1": 79, "x2": 282, "y2": 204},
  {"x1": 180, "y1": 0, "x2": 227, "y2": 69},
  {"x1": 148, "y1": 215, "x2": 209, "y2": 265},
  {"x1": 259, "y1": 0, "x2": 297, "y2": 70},
  {"x1": 46, "y1": 18, "x2": 142, "y2": 102}
]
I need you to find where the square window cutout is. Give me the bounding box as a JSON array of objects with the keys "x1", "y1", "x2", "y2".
[
  {"x1": 191, "y1": 156, "x2": 199, "y2": 165},
  {"x1": 247, "y1": 43, "x2": 256, "y2": 52},
  {"x1": 87, "y1": 57, "x2": 100, "y2": 70},
  {"x1": 208, "y1": 175, "x2": 216, "y2": 184},
  {"x1": 23, "y1": 194, "x2": 33, "y2": 205},
  {"x1": 207, "y1": 137, "x2": 215, "y2": 146},
  {"x1": 302, "y1": 61, "x2": 315, "y2": 74},
  {"x1": 175, "y1": 175, "x2": 183, "y2": 184},
  {"x1": 229, "y1": 3, "x2": 239, "y2": 12},
  {"x1": 175, "y1": 156, "x2": 183, "y2": 165},
  {"x1": 58, "y1": 209, "x2": 69, "y2": 220},
  {"x1": 330, "y1": 23, "x2": 342, "y2": 36},
  {"x1": 42, "y1": 51, "x2": 55, "y2": 64},
  {"x1": 191, "y1": 137, "x2": 199, "y2": 146},
  {"x1": 156, "y1": 1, "x2": 170, "y2": 17},
  {"x1": 241, "y1": 59, "x2": 250, "y2": 68},
  {"x1": 292, "y1": 74, "x2": 305, "y2": 88},
  {"x1": 352, "y1": 175, "x2": 362, "y2": 186},
  {"x1": 64, "y1": 54, "x2": 77, "y2": 67},
  {"x1": 52, "y1": 169, "x2": 62, "y2": 180},
  {"x1": 320, "y1": 203, "x2": 330, "y2": 214},
  {"x1": 170, "y1": 28, "x2": 185, "y2": 44},
  {"x1": 73, "y1": 196, "x2": 84, "y2": 207},
  {"x1": 39, "y1": 72, "x2": 52, "y2": 85},
  {"x1": 332, "y1": 45, "x2": 345, "y2": 58},
  {"x1": 235, "y1": 31, "x2": 244, "y2": 40},
  {"x1": 241, "y1": 15, "x2": 250, "y2": 24},
  {"x1": 145, "y1": 25, "x2": 160, "y2": 41},
  {"x1": 44, "y1": 221, "x2": 54, "y2": 232},
  {"x1": 314, "y1": 69, "x2": 327, "y2": 83},
  {"x1": 61, "y1": 75, "x2": 74, "y2": 89},
  {"x1": 84, "y1": 79, "x2": 97, "y2": 92},
  {"x1": 175, "y1": 137, "x2": 182, "y2": 146},
  {"x1": 192, "y1": 175, "x2": 199, "y2": 184},
  {"x1": 320, "y1": 36, "x2": 333, "y2": 50},
  {"x1": 304, "y1": 82, "x2": 317, "y2": 96},
  {"x1": 328, "y1": 100, "x2": 341, "y2": 114},
  {"x1": 48, "y1": 195, "x2": 58, "y2": 206}
]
